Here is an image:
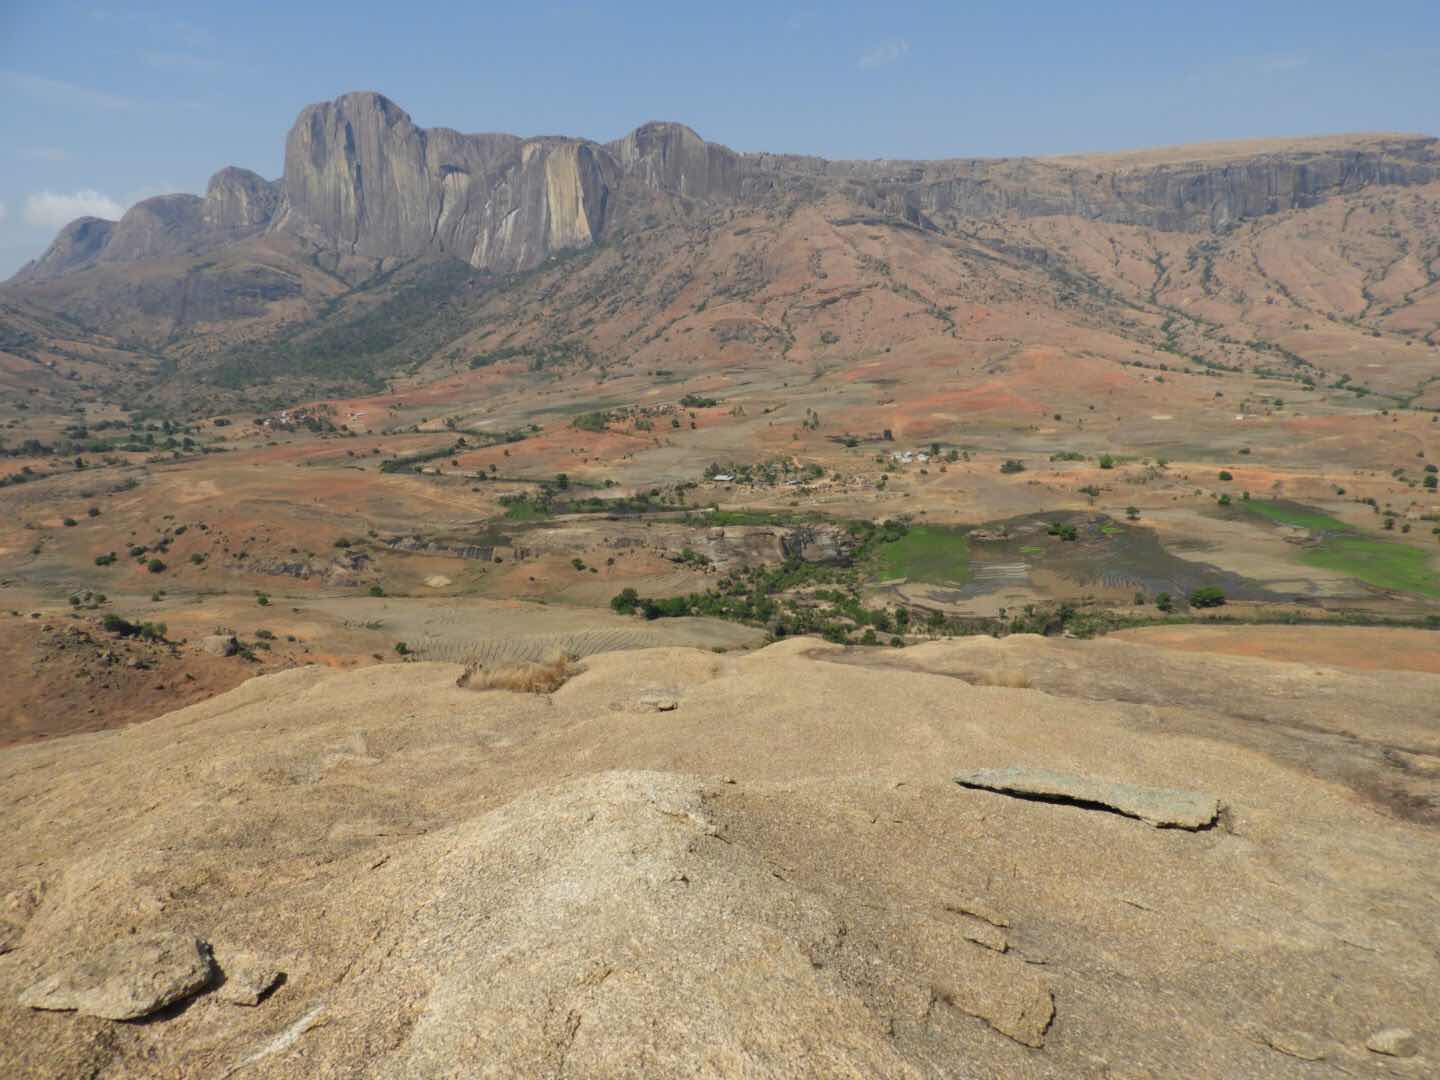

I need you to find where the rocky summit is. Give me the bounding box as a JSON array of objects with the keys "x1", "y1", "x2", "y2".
[{"x1": 1, "y1": 634, "x2": 1436, "y2": 1077}]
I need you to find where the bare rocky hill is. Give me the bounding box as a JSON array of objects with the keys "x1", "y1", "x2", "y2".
[
  {"x1": 0, "y1": 633, "x2": 1434, "y2": 1077},
  {"x1": 12, "y1": 91, "x2": 1439, "y2": 284},
  {"x1": 1, "y1": 91, "x2": 1436, "y2": 416}
]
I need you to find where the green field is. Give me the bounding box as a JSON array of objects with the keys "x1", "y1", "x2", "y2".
[
  {"x1": 1301, "y1": 535, "x2": 1440, "y2": 597},
  {"x1": 1243, "y1": 500, "x2": 1440, "y2": 596},
  {"x1": 870, "y1": 526, "x2": 970, "y2": 585},
  {"x1": 1241, "y1": 500, "x2": 1350, "y2": 532},
  {"x1": 696, "y1": 509, "x2": 817, "y2": 527},
  {"x1": 502, "y1": 501, "x2": 550, "y2": 522}
]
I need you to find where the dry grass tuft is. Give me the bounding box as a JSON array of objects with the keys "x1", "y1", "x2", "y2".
[
  {"x1": 968, "y1": 669, "x2": 1032, "y2": 689},
  {"x1": 457, "y1": 653, "x2": 580, "y2": 694}
]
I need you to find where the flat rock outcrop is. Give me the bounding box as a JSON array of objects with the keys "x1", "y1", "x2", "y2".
[
  {"x1": 18, "y1": 933, "x2": 213, "y2": 1021},
  {"x1": 0, "y1": 636, "x2": 1434, "y2": 1076},
  {"x1": 953, "y1": 766, "x2": 1220, "y2": 829}
]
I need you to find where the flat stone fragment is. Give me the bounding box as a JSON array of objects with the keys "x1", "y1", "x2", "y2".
[
  {"x1": 19, "y1": 933, "x2": 215, "y2": 1020},
  {"x1": 213, "y1": 948, "x2": 284, "y2": 1006},
  {"x1": 959, "y1": 920, "x2": 1009, "y2": 953},
  {"x1": 1366, "y1": 1027, "x2": 1419, "y2": 1058},
  {"x1": 941, "y1": 951, "x2": 1054, "y2": 1047},
  {"x1": 954, "y1": 767, "x2": 1220, "y2": 829}
]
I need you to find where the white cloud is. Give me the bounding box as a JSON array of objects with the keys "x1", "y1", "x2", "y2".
[
  {"x1": 23, "y1": 190, "x2": 126, "y2": 229},
  {"x1": 859, "y1": 39, "x2": 910, "y2": 70},
  {"x1": 19, "y1": 147, "x2": 70, "y2": 162},
  {"x1": 0, "y1": 201, "x2": 7, "y2": 223}
]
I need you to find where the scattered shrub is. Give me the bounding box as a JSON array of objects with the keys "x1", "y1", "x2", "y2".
[
  {"x1": 573, "y1": 411, "x2": 608, "y2": 433},
  {"x1": 968, "y1": 669, "x2": 1031, "y2": 688},
  {"x1": 458, "y1": 653, "x2": 578, "y2": 694},
  {"x1": 1189, "y1": 586, "x2": 1227, "y2": 608}
]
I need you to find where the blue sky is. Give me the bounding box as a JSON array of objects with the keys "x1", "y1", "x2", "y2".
[{"x1": 1, "y1": 0, "x2": 1437, "y2": 277}]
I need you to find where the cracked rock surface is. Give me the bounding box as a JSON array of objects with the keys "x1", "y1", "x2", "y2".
[{"x1": 0, "y1": 635, "x2": 1435, "y2": 1077}]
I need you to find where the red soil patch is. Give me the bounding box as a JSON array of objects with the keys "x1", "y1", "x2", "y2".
[
  {"x1": 0, "y1": 618, "x2": 260, "y2": 746},
  {"x1": 1113, "y1": 624, "x2": 1440, "y2": 675}
]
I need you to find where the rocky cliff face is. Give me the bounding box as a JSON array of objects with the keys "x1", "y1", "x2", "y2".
[
  {"x1": 99, "y1": 194, "x2": 205, "y2": 263},
  {"x1": 608, "y1": 121, "x2": 743, "y2": 200},
  {"x1": 13, "y1": 170, "x2": 281, "y2": 283},
  {"x1": 202, "y1": 167, "x2": 280, "y2": 237},
  {"x1": 845, "y1": 140, "x2": 1440, "y2": 231},
  {"x1": 14, "y1": 217, "x2": 115, "y2": 280},
  {"x1": 14, "y1": 91, "x2": 1439, "y2": 284},
  {"x1": 271, "y1": 92, "x2": 620, "y2": 272}
]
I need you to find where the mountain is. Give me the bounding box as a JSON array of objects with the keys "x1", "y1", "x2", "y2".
[
  {"x1": 14, "y1": 91, "x2": 1440, "y2": 283},
  {"x1": 1, "y1": 92, "x2": 1438, "y2": 413}
]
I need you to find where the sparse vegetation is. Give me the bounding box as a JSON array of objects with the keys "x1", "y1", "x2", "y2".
[
  {"x1": 1188, "y1": 586, "x2": 1227, "y2": 608},
  {"x1": 458, "y1": 653, "x2": 579, "y2": 693}
]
